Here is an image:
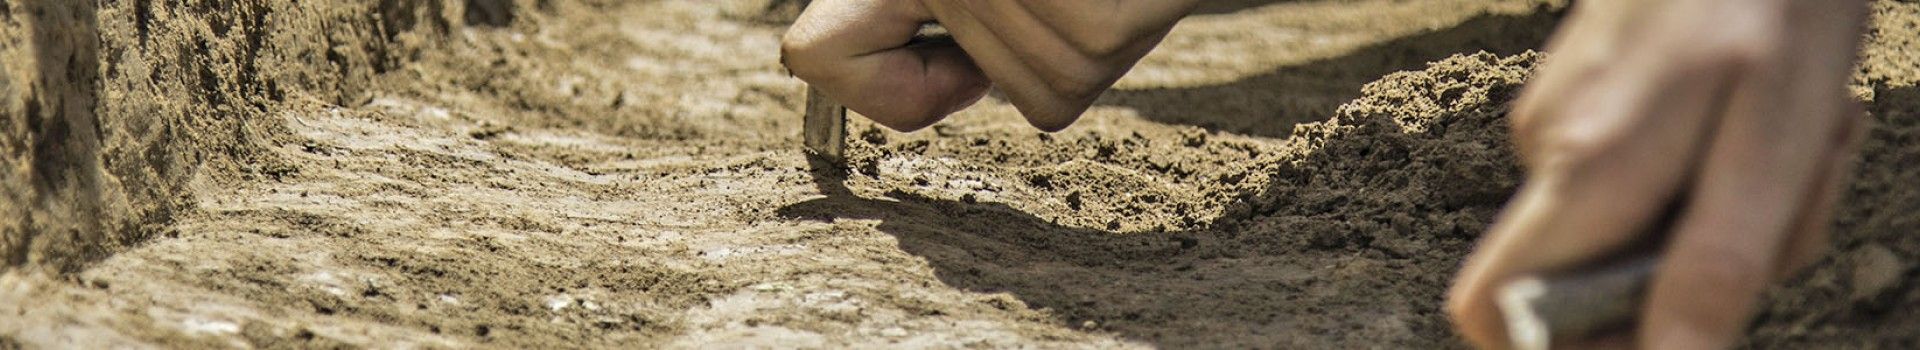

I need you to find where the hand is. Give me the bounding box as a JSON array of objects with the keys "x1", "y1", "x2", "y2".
[
  {"x1": 1447, "y1": 0, "x2": 1870, "y2": 349},
  {"x1": 780, "y1": 0, "x2": 1203, "y2": 132}
]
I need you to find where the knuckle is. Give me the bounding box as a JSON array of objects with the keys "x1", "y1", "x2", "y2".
[
  {"x1": 1026, "y1": 110, "x2": 1079, "y2": 132},
  {"x1": 1527, "y1": 126, "x2": 1616, "y2": 175},
  {"x1": 1668, "y1": 9, "x2": 1785, "y2": 69},
  {"x1": 1074, "y1": 26, "x2": 1135, "y2": 59},
  {"x1": 1692, "y1": 37, "x2": 1780, "y2": 71},
  {"x1": 1507, "y1": 115, "x2": 1549, "y2": 164},
  {"x1": 1504, "y1": 64, "x2": 1598, "y2": 163},
  {"x1": 1443, "y1": 287, "x2": 1478, "y2": 320},
  {"x1": 1507, "y1": 98, "x2": 1551, "y2": 144},
  {"x1": 1040, "y1": 64, "x2": 1122, "y2": 105},
  {"x1": 778, "y1": 38, "x2": 826, "y2": 80},
  {"x1": 777, "y1": 36, "x2": 805, "y2": 57},
  {"x1": 778, "y1": 26, "x2": 817, "y2": 55},
  {"x1": 1046, "y1": 78, "x2": 1106, "y2": 104}
]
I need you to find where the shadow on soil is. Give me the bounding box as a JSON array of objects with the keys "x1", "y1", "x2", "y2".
[
  {"x1": 788, "y1": 158, "x2": 1297, "y2": 347},
  {"x1": 785, "y1": 145, "x2": 1485, "y2": 347},
  {"x1": 1094, "y1": 7, "x2": 1560, "y2": 138},
  {"x1": 779, "y1": 9, "x2": 1564, "y2": 349},
  {"x1": 1191, "y1": 0, "x2": 1310, "y2": 15}
]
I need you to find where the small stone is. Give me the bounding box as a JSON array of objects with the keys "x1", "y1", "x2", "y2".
[
  {"x1": 1848, "y1": 244, "x2": 1907, "y2": 302},
  {"x1": 880, "y1": 327, "x2": 908, "y2": 337},
  {"x1": 545, "y1": 295, "x2": 576, "y2": 311}
]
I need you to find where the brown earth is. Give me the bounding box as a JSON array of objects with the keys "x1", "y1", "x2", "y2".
[{"x1": 0, "y1": 0, "x2": 1915, "y2": 348}]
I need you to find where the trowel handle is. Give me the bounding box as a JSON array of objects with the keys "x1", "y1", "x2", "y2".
[{"x1": 1498, "y1": 255, "x2": 1659, "y2": 350}]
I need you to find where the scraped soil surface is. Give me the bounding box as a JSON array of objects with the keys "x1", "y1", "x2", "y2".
[{"x1": 2, "y1": 0, "x2": 1917, "y2": 348}]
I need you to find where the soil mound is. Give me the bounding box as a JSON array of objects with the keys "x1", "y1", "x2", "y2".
[
  {"x1": 804, "y1": 52, "x2": 1535, "y2": 347},
  {"x1": 0, "y1": 0, "x2": 457, "y2": 271}
]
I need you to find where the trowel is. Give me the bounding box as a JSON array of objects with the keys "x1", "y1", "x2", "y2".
[
  {"x1": 1499, "y1": 255, "x2": 1658, "y2": 350},
  {"x1": 803, "y1": 85, "x2": 847, "y2": 165}
]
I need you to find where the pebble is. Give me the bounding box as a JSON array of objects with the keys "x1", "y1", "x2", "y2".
[{"x1": 1848, "y1": 243, "x2": 1907, "y2": 302}]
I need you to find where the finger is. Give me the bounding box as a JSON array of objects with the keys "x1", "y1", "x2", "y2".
[
  {"x1": 1641, "y1": 2, "x2": 1870, "y2": 346},
  {"x1": 1447, "y1": 44, "x2": 1736, "y2": 349},
  {"x1": 1020, "y1": 1, "x2": 1197, "y2": 55},
  {"x1": 913, "y1": 1, "x2": 1095, "y2": 130},
  {"x1": 915, "y1": 1, "x2": 1186, "y2": 131},
  {"x1": 1504, "y1": 0, "x2": 1692, "y2": 159},
  {"x1": 1773, "y1": 105, "x2": 1864, "y2": 280},
  {"x1": 1637, "y1": 87, "x2": 1839, "y2": 349},
  {"x1": 1772, "y1": 0, "x2": 1875, "y2": 280},
  {"x1": 1503, "y1": 1, "x2": 1636, "y2": 158},
  {"x1": 782, "y1": 0, "x2": 990, "y2": 131}
]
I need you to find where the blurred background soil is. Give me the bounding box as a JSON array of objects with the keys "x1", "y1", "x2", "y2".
[{"x1": 0, "y1": 0, "x2": 1914, "y2": 348}]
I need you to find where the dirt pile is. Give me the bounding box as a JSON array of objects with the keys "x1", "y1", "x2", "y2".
[
  {"x1": 0, "y1": 0, "x2": 461, "y2": 271},
  {"x1": 809, "y1": 51, "x2": 1535, "y2": 348}
]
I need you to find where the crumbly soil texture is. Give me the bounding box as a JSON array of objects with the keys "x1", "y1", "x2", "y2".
[{"x1": 0, "y1": 0, "x2": 1916, "y2": 348}]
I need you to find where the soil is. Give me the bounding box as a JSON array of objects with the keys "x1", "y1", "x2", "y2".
[{"x1": 0, "y1": 0, "x2": 1915, "y2": 348}]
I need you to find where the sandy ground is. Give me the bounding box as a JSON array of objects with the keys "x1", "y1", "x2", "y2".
[{"x1": 1, "y1": 0, "x2": 1917, "y2": 348}]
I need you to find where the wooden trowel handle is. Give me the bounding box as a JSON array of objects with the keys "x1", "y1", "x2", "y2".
[{"x1": 1498, "y1": 255, "x2": 1659, "y2": 350}]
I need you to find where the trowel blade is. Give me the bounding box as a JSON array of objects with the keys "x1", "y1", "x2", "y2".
[{"x1": 803, "y1": 85, "x2": 847, "y2": 165}]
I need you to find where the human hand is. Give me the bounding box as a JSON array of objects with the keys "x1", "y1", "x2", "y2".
[
  {"x1": 780, "y1": 0, "x2": 1202, "y2": 132},
  {"x1": 1446, "y1": 0, "x2": 1870, "y2": 349}
]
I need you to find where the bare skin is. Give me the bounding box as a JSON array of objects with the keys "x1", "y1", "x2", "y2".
[
  {"x1": 1448, "y1": 0, "x2": 1870, "y2": 348},
  {"x1": 781, "y1": 0, "x2": 1203, "y2": 131},
  {"x1": 782, "y1": 0, "x2": 1871, "y2": 348}
]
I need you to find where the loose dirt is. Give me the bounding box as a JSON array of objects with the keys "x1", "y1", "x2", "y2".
[{"x1": 0, "y1": 0, "x2": 1915, "y2": 348}]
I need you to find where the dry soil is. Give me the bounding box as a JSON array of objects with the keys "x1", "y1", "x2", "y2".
[{"x1": 0, "y1": 0, "x2": 1916, "y2": 348}]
